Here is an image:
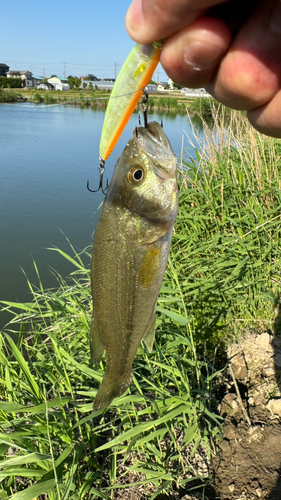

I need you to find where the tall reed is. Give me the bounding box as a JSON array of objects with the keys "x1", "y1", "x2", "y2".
[{"x1": 174, "y1": 107, "x2": 281, "y2": 348}]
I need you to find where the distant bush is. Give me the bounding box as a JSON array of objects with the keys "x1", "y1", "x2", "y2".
[
  {"x1": 148, "y1": 95, "x2": 186, "y2": 112},
  {"x1": 44, "y1": 93, "x2": 56, "y2": 104},
  {"x1": 32, "y1": 92, "x2": 44, "y2": 103},
  {"x1": 188, "y1": 97, "x2": 219, "y2": 117},
  {"x1": 0, "y1": 89, "x2": 20, "y2": 102},
  {"x1": 0, "y1": 76, "x2": 22, "y2": 88}
]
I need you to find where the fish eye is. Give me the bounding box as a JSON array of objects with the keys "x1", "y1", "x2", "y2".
[{"x1": 127, "y1": 166, "x2": 146, "y2": 185}]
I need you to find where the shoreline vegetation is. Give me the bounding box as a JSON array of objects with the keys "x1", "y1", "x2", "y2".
[
  {"x1": 0, "y1": 87, "x2": 213, "y2": 115},
  {"x1": 1, "y1": 106, "x2": 281, "y2": 498}
]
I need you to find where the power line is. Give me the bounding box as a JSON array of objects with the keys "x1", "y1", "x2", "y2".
[{"x1": 7, "y1": 60, "x2": 123, "y2": 67}]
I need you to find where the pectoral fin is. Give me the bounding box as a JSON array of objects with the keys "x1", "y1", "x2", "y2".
[
  {"x1": 139, "y1": 219, "x2": 173, "y2": 245},
  {"x1": 89, "y1": 317, "x2": 104, "y2": 364},
  {"x1": 143, "y1": 313, "x2": 156, "y2": 353}
]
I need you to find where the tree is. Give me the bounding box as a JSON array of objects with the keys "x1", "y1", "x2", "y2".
[
  {"x1": 74, "y1": 77, "x2": 81, "y2": 89},
  {"x1": 67, "y1": 76, "x2": 76, "y2": 89}
]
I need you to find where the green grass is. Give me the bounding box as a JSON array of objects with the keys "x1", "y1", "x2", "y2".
[
  {"x1": 176, "y1": 108, "x2": 281, "y2": 348},
  {"x1": 148, "y1": 95, "x2": 187, "y2": 112},
  {"x1": 187, "y1": 97, "x2": 216, "y2": 117},
  {"x1": 0, "y1": 244, "x2": 220, "y2": 499},
  {"x1": 0, "y1": 89, "x2": 21, "y2": 103},
  {"x1": 1, "y1": 108, "x2": 281, "y2": 498},
  {"x1": 19, "y1": 88, "x2": 110, "y2": 108}
]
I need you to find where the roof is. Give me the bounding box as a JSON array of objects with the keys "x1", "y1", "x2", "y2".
[
  {"x1": 37, "y1": 82, "x2": 54, "y2": 88},
  {"x1": 48, "y1": 76, "x2": 68, "y2": 82},
  {"x1": 0, "y1": 63, "x2": 9, "y2": 68},
  {"x1": 7, "y1": 70, "x2": 32, "y2": 75}
]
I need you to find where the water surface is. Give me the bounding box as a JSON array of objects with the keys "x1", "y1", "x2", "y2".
[{"x1": 0, "y1": 103, "x2": 200, "y2": 328}]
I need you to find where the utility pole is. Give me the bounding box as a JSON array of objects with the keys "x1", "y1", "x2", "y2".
[
  {"x1": 43, "y1": 69, "x2": 45, "y2": 78},
  {"x1": 63, "y1": 62, "x2": 67, "y2": 78}
]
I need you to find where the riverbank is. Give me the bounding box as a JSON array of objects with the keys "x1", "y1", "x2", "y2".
[
  {"x1": 0, "y1": 87, "x2": 194, "y2": 112},
  {"x1": 1, "y1": 109, "x2": 281, "y2": 499}
]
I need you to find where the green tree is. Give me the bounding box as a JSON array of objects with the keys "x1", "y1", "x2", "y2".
[
  {"x1": 67, "y1": 76, "x2": 75, "y2": 89},
  {"x1": 74, "y1": 77, "x2": 81, "y2": 89},
  {"x1": 0, "y1": 76, "x2": 22, "y2": 88}
]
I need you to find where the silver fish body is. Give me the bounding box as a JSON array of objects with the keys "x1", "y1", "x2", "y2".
[{"x1": 90, "y1": 121, "x2": 178, "y2": 411}]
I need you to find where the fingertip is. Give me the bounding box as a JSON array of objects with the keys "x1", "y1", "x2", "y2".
[
  {"x1": 247, "y1": 91, "x2": 281, "y2": 138},
  {"x1": 125, "y1": 0, "x2": 144, "y2": 39},
  {"x1": 160, "y1": 16, "x2": 232, "y2": 88}
]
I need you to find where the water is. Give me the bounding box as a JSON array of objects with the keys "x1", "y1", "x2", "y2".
[{"x1": 0, "y1": 103, "x2": 201, "y2": 329}]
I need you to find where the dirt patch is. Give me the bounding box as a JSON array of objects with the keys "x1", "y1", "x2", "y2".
[
  {"x1": 211, "y1": 331, "x2": 281, "y2": 500},
  {"x1": 106, "y1": 331, "x2": 281, "y2": 500}
]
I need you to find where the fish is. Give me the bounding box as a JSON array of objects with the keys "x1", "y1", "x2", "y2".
[
  {"x1": 90, "y1": 121, "x2": 178, "y2": 411},
  {"x1": 99, "y1": 41, "x2": 164, "y2": 163}
]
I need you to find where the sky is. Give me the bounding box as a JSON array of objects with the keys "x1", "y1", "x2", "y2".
[{"x1": 1, "y1": 0, "x2": 167, "y2": 82}]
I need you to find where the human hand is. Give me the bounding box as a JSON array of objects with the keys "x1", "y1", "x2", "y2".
[{"x1": 125, "y1": 0, "x2": 281, "y2": 138}]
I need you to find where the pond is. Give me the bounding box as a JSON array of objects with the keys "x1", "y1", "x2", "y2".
[{"x1": 0, "y1": 102, "x2": 202, "y2": 328}]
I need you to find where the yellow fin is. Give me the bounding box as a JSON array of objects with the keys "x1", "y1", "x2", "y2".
[{"x1": 139, "y1": 246, "x2": 161, "y2": 288}]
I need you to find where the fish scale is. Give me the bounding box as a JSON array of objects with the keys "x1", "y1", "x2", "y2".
[{"x1": 90, "y1": 121, "x2": 178, "y2": 411}]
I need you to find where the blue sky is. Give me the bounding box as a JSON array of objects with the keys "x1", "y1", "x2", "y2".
[{"x1": 1, "y1": 0, "x2": 167, "y2": 81}]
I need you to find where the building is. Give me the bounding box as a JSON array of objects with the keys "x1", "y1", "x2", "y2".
[
  {"x1": 47, "y1": 77, "x2": 70, "y2": 91},
  {"x1": 181, "y1": 87, "x2": 210, "y2": 97},
  {"x1": 6, "y1": 70, "x2": 33, "y2": 87},
  {"x1": 86, "y1": 74, "x2": 98, "y2": 81},
  {"x1": 32, "y1": 75, "x2": 43, "y2": 86},
  {"x1": 94, "y1": 80, "x2": 115, "y2": 91},
  {"x1": 80, "y1": 80, "x2": 97, "y2": 89},
  {"x1": 168, "y1": 78, "x2": 174, "y2": 90},
  {"x1": 0, "y1": 63, "x2": 9, "y2": 77},
  {"x1": 146, "y1": 84, "x2": 157, "y2": 93},
  {"x1": 37, "y1": 82, "x2": 55, "y2": 90}
]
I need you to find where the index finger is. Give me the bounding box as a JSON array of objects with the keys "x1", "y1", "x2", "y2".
[{"x1": 125, "y1": 0, "x2": 228, "y2": 44}]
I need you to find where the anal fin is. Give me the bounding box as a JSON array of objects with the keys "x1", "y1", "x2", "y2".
[
  {"x1": 89, "y1": 317, "x2": 104, "y2": 364},
  {"x1": 143, "y1": 314, "x2": 156, "y2": 353}
]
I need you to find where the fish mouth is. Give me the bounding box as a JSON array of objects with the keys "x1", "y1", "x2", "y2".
[
  {"x1": 134, "y1": 121, "x2": 172, "y2": 149},
  {"x1": 133, "y1": 121, "x2": 176, "y2": 177}
]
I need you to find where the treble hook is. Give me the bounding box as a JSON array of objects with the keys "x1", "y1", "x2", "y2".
[
  {"x1": 87, "y1": 159, "x2": 109, "y2": 195},
  {"x1": 141, "y1": 87, "x2": 149, "y2": 128}
]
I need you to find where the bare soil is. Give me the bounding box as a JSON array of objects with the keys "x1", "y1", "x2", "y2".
[
  {"x1": 113, "y1": 331, "x2": 281, "y2": 500},
  {"x1": 209, "y1": 331, "x2": 281, "y2": 500}
]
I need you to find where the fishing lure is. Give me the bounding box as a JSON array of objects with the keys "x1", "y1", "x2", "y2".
[{"x1": 99, "y1": 41, "x2": 164, "y2": 163}]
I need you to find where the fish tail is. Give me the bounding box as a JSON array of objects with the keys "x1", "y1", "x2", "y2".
[{"x1": 93, "y1": 370, "x2": 133, "y2": 412}]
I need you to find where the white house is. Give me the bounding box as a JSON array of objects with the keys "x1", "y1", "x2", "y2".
[
  {"x1": 37, "y1": 82, "x2": 55, "y2": 90},
  {"x1": 47, "y1": 77, "x2": 70, "y2": 91},
  {"x1": 168, "y1": 78, "x2": 174, "y2": 90},
  {"x1": 6, "y1": 70, "x2": 33, "y2": 87}
]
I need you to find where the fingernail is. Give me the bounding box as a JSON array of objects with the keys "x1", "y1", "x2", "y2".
[
  {"x1": 125, "y1": 0, "x2": 144, "y2": 35},
  {"x1": 270, "y1": 0, "x2": 281, "y2": 34},
  {"x1": 184, "y1": 39, "x2": 226, "y2": 71}
]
